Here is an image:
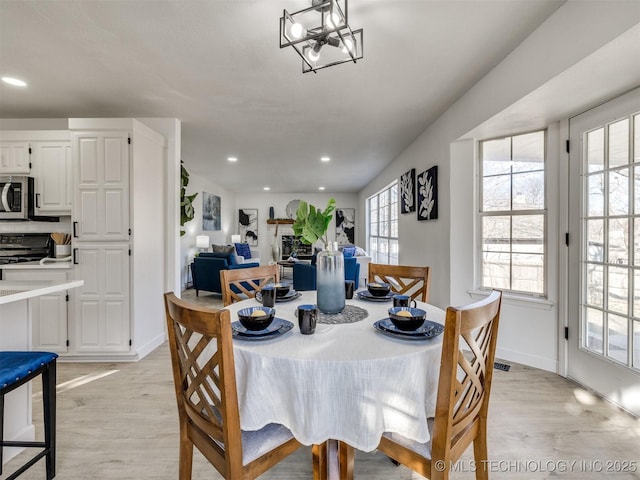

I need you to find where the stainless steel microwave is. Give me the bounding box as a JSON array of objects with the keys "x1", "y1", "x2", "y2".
[{"x1": 0, "y1": 175, "x2": 32, "y2": 220}]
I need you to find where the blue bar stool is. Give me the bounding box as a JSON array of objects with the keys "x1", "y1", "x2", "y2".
[{"x1": 1, "y1": 351, "x2": 58, "y2": 480}]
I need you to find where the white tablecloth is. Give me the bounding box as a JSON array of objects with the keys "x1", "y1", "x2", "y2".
[{"x1": 225, "y1": 290, "x2": 445, "y2": 452}]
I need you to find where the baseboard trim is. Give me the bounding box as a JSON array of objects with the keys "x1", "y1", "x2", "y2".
[{"x1": 495, "y1": 346, "x2": 558, "y2": 373}]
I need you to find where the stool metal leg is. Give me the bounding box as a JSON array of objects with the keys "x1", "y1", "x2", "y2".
[
  {"x1": 43, "y1": 361, "x2": 56, "y2": 479},
  {"x1": 0, "y1": 392, "x2": 4, "y2": 475}
]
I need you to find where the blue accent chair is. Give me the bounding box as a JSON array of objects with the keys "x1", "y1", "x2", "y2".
[
  {"x1": 1, "y1": 350, "x2": 58, "y2": 480},
  {"x1": 293, "y1": 255, "x2": 360, "y2": 291},
  {"x1": 191, "y1": 252, "x2": 259, "y2": 296}
]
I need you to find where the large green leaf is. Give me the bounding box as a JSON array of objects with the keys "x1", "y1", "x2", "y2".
[{"x1": 292, "y1": 198, "x2": 336, "y2": 246}]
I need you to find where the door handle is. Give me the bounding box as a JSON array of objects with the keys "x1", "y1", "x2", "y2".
[
  {"x1": 73, "y1": 221, "x2": 78, "y2": 238},
  {"x1": 73, "y1": 248, "x2": 79, "y2": 265},
  {"x1": 35, "y1": 193, "x2": 41, "y2": 208}
]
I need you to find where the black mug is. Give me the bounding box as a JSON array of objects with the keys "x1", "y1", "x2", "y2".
[
  {"x1": 261, "y1": 285, "x2": 276, "y2": 307},
  {"x1": 297, "y1": 304, "x2": 317, "y2": 335},
  {"x1": 345, "y1": 280, "x2": 355, "y2": 299},
  {"x1": 393, "y1": 294, "x2": 416, "y2": 308}
]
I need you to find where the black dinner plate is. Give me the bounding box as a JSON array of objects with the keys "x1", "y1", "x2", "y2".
[
  {"x1": 356, "y1": 290, "x2": 394, "y2": 302},
  {"x1": 373, "y1": 319, "x2": 444, "y2": 340},
  {"x1": 231, "y1": 318, "x2": 293, "y2": 340},
  {"x1": 256, "y1": 290, "x2": 301, "y2": 304}
]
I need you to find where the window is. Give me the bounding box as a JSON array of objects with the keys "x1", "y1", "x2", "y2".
[
  {"x1": 368, "y1": 181, "x2": 398, "y2": 264},
  {"x1": 479, "y1": 130, "x2": 546, "y2": 296}
]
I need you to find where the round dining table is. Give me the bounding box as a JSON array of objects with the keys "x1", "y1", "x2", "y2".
[{"x1": 224, "y1": 290, "x2": 446, "y2": 479}]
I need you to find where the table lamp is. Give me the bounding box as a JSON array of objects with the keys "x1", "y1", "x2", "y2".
[
  {"x1": 231, "y1": 234, "x2": 241, "y2": 244},
  {"x1": 196, "y1": 235, "x2": 209, "y2": 252}
]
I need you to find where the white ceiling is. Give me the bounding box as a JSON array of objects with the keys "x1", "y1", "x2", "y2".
[{"x1": 0, "y1": 0, "x2": 564, "y2": 193}]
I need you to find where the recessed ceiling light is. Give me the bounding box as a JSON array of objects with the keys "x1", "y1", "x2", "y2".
[
  {"x1": 263, "y1": 186, "x2": 270, "y2": 191},
  {"x1": 2, "y1": 76, "x2": 27, "y2": 87},
  {"x1": 318, "y1": 186, "x2": 325, "y2": 190},
  {"x1": 321, "y1": 156, "x2": 330, "y2": 162},
  {"x1": 227, "y1": 156, "x2": 238, "y2": 162}
]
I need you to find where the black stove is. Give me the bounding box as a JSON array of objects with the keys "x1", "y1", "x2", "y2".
[{"x1": 0, "y1": 233, "x2": 52, "y2": 265}]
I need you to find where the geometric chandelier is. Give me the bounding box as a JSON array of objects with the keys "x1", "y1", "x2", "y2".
[{"x1": 279, "y1": 0, "x2": 363, "y2": 73}]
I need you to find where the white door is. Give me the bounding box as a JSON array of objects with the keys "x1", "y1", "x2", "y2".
[
  {"x1": 72, "y1": 132, "x2": 129, "y2": 241},
  {"x1": 32, "y1": 141, "x2": 72, "y2": 213},
  {"x1": 567, "y1": 88, "x2": 640, "y2": 416},
  {"x1": 0, "y1": 141, "x2": 30, "y2": 173},
  {"x1": 73, "y1": 243, "x2": 130, "y2": 353}
]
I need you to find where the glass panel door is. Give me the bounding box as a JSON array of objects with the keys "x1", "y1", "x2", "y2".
[{"x1": 567, "y1": 88, "x2": 640, "y2": 416}]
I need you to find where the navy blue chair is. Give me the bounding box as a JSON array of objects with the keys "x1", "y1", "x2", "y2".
[
  {"x1": 1, "y1": 351, "x2": 57, "y2": 479},
  {"x1": 293, "y1": 255, "x2": 360, "y2": 291}
]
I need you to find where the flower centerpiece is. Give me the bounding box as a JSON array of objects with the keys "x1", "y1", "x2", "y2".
[{"x1": 292, "y1": 198, "x2": 345, "y2": 314}]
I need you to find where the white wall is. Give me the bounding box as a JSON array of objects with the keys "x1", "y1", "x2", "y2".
[
  {"x1": 178, "y1": 168, "x2": 236, "y2": 290},
  {"x1": 358, "y1": 1, "x2": 639, "y2": 372},
  {"x1": 232, "y1": 192, "x2": 359, "y2": 263},
  {"x1": 177, "y1": 188, "x2": 358, "y2": 287},
  {"x1": 130, "y1": 120, "x2": 167, "y2": 358}
]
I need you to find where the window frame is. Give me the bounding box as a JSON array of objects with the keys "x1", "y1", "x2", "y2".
[
  {"x1": 367, "y1": 180, "x2": 399, "y2": 265},
  {"x1": 477, "y1": 129, "x2": 548, "y2": 298}
]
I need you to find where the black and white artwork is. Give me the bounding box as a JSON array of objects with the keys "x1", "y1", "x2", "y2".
[
  {"x1": 400, "y1": 168, "x2": 416, "y2": 213},
  {"x1": 202, "y1": 192, "x2": 221, "y2": 230},
  {"x1": 238, "y1": 208, "x2": 258, "y2": 246},
  {"x1": 335, "y1": 208, "x2": 355, "y2": 245},
  {"x1": 417, "y1": 166, "x2": 438, "y2": 221}
]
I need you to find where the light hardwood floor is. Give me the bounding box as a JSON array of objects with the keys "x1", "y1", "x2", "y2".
[{"x1": 3, "y1": 290, "x2": 639, "y2": 479}]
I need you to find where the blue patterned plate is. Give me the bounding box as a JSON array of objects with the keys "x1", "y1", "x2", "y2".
[
  {"x1": 232, "y1": 318, "x2": 294, "y2": 340},
  {"x1": 373, "y1": 319, "x2": 444, "y2": 340},
  {"x1": 356, "y1": 290, "x2": 394, "y2": 302}
]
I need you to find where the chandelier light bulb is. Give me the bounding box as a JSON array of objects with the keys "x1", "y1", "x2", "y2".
[
  {"x1": 307, "y1": 44, "x2": 321, "y2": 62},
  {"x1": 342, "y1": 38, "x2": 354, "y2": 53},
  {"x1": 290, "y1": 22, "x2": 305, "y2": 39}
]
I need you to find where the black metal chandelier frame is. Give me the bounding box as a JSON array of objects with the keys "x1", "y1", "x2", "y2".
[{"x1": 279, "y1": 0, "x2": 364, "y2": 74}]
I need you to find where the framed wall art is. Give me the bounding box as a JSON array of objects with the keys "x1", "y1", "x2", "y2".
[
  {"x1": 238, "y1": 208, "x2": 259, "y2": 246},
  {"x1": 335, "y1": 208, "x2": 355, "y2": 245},
  {"x1": 417, "y1": 166, "x2": 438, "y2": 221},
  {"x1": 400, "y1": 168, "x2": 416, "y2": 213},
  {"x1": 202, "y1": 192, "x2": 221, "y2": 230}
]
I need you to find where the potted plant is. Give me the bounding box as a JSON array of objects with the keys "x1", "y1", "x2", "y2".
[{"x1": 292, "y1": 198, "x2": 344, "y2": 314}]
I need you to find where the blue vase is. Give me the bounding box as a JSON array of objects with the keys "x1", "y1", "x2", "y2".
[{"x1": 316, "y1": 247, "x2": 345, "y2": 314}]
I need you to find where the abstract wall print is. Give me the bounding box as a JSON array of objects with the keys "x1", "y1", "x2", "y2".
[
  {"x1": 336, "y1": 208, "x2": 355, "y2": 245},
  {"x1": 202, "y1": 192, "x2": 221, "y2": 230},
  {"x1": 400, "y1": 168, "x2": 416, "y2": 213},
  {"x1": 417, "y1": 166, "x2": 438, "y2": 221},
  {"x1": 238, "y1": 208, "x2": 258, "y2": 246}
]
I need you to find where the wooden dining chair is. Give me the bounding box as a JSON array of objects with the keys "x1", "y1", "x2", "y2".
[
  {"x1": 376, "y1": 290, "x2": 503, "y2": 480},
  {"x1": 163, "y1": 292, "x2": 302, "y2": 480},
  {"x1": 220, "y1": 264, "x2": 279, "y2": 306},
  {"x1": 368, "y1": 263, "x2": 432, "y2": 302}
]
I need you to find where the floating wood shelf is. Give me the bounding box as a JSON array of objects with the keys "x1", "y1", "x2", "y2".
[{"x1": 267, "y1": 218, "x2": 294, "y2": 225}]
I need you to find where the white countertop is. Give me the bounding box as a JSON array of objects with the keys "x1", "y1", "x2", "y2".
[
  {"x1": 0, "y1": 259, "x2": 73, "y2": 270},
  {"x1": 0, "y1": 279, "x2": 83, "y2": 305}
]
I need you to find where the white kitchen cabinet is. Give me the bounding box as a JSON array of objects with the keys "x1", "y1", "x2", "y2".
[
  {"x1": 73, "y1": 243, "x2": 130, "y2": 353},
  {"x1": 31, "y1": 140, "x2": 72, "y2": 214},
  {"x1": 0, "y1": 141, "x2": 30, "y2": 173},
  {"x1": 72, "y1": 131, "x2": 129, "y2": 241},
  {"x1": 1, "y1": 269, "x2": 70, "y2": 353}
]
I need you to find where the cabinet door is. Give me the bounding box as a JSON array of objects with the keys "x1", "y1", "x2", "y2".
[
  {"x1": 73, "y1": 244, "x2": 130, "y2": 353},
  {"x1": 32, "y1": 141, "x2": 72, "y2": 214},
  {"x1": 0, "y1": 141, "x2": 30, "y2": 173},
  {"x1": 2, "y1": 269, "x2": 69, "y2": 353},
  {"x1": 72, "y1": 132, "x2": 129, "y2": 241}
]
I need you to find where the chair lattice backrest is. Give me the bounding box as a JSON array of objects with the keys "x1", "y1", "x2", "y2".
[
  {"x1": 368, "y1": 263, "x2": 432, "y2": 302},
  {"x1": 376, "y1": 290, "x2": 502, "y2": 479},
  {"x1": 163, "y1": 293, "x2": 244, "y2": 475},
  {"x1": 431, "y1": 290, "x2": 502, "y2": 466},
  {"x1": 220, "y1": 265, "x2": 279, "y2": 306}
]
